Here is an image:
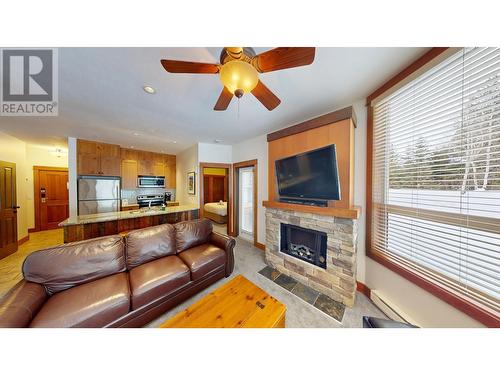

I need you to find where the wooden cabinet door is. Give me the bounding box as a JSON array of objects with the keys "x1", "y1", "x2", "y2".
[
  {"x1": 121, "y1": 148, "x2": 138, "y2": 161},
  {"x1": 121, "y1": 159, "x2": 138, "y2": 189},
  {"x1": 164, "y1": 155, "x2": 176, "y2": 188},
  {"x1": 138, "y1": 151, "x2": 155, "y2": 176},
  {"x1": 77, "y1": 140, "x2": 100, "y2": 175},
  {"x1": 99, "y1": 143, "x2": 121, "y2": 176},
  {"x1": 153, "y1": 161, "x2": 165, "y2": 176}
]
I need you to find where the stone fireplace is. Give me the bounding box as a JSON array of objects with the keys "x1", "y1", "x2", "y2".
[
  {"x1": 262, "y1": 106, "x2": 360, "y2": 307},
  {"x1": 265, "y1": 208, "x2": 358, "y2": 307}
]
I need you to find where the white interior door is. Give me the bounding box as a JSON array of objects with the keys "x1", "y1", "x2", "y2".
[{"x1": 239, "y1": 167, "x2": 254, "y2": 239}]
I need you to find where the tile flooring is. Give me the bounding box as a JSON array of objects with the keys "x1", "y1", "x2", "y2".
[{"x1": 259, "y1": 265, "x2": 346, "y2": 322}]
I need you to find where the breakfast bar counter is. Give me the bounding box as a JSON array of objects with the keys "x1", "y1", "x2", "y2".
[{"x1": 59, "y1": 204, "x2": 200, "y2": 243}]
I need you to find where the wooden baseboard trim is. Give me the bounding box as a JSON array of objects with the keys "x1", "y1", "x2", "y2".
[
  {"x1": 255, "y1": 242, "x2": 265, "y2": 251},
  {"x1": 356, "y1": 281, "x2": 371, "y2": 298},
  {"x1": 18, "y1": 235, "x2": 30, "y2": 246},
  {"x1": 28, "y1": 227, "x2": 38, "y2": 233}
]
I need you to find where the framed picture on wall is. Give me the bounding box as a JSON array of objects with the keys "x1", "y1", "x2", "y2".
[{"x1": 187, "y1": 172, "x2": 196, "y2": 195}]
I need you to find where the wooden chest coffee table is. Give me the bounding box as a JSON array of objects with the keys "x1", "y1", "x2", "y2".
[{"x1": 160, "y1": 275, "x2": 286, "y2": 328}]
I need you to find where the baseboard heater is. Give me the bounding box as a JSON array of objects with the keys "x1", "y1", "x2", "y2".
[{"x1": 370, "y1": 290, "x2": 419, "y2": 326}]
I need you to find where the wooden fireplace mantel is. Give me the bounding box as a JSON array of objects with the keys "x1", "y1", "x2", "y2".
[{"x1": 262, "y1": 200, "x2": 361, "y2": 219}]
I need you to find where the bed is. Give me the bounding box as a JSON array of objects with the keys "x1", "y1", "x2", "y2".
[{"x1": 204, "y1": 201, "x2": 228, "y2": 224}]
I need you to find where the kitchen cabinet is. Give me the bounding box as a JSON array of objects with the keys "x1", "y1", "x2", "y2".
[
  {"x1": 85, "y1": 145, "x2": 177, "y2": 189},
  {"x1": 77, "y1": 139, "x2": 120, "y2": 176},
  {"x1": 121, "y1": 148, "x2": 138, "y2": 189},
  {"x1": 138, "y1": 151, "x2": 155, "y2": 176},
  {"x1": 164, "y1": 155, "x2": 176, "y2": 189},
  {"x1": 153, "y1": 161, "x2": 165, "y2": 176},
  {"x1": 121, "y1": 159, "x2": 138, "y2": 189}
]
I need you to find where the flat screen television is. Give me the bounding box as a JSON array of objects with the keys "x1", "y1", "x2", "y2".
[{"x1": 275, "y1": 145, "x2": 341, "y2": 203}]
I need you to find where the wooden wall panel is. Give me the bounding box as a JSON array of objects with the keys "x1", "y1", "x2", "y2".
[{"x1": 268, "y1": 119, "x2": 355, "y2": 209}]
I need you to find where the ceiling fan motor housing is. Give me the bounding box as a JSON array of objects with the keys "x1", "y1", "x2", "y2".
[{"x1": 220, "y1": 47, "x2": 256, "y2": 64}]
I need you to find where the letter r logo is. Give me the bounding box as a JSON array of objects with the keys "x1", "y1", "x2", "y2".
[{"x1": 2, "y1": 49, "x2": 53, "y2": 102}]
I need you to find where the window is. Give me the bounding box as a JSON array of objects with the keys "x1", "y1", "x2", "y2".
[{"x1": 370, "y1": 47, "x2": 500, "y2": 326}]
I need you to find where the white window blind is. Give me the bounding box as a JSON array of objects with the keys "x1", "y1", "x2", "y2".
[{"x1": 372, "y1": 47, "x2": 500, "y2": 316}]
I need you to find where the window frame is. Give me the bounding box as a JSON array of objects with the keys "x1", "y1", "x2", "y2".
[{"x1": 366, "y1": 48, "x2": 500, "y2": 327}]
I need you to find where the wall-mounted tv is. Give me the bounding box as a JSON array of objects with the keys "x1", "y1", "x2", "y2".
[{"x1": 275, "y1": 145, "x2": 341, "y2": 204}]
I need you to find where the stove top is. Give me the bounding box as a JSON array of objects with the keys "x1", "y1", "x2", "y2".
[{"x1": 137, "y1": 194, "x2": 164, "y2": 207}]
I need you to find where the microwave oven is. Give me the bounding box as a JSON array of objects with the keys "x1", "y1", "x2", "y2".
[{"x1": 137, "y1": 175, "x2": 165, "y2": 188}]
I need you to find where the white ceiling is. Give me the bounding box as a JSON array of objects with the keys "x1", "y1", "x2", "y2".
[{"x1": 0, "y1": 47, "x2": 427, "y2": 153}]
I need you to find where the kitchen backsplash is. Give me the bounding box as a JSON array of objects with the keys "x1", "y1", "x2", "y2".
[{"x1": 121, "y1": 188, "x2": 176, "y2": 204}]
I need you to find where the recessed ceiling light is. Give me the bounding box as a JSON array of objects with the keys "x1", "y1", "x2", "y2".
[
  {"x1": 172, "y1": 140, "x2": 177, "y2": 144},
  {"x1": 214, "y1": 139, "x2": 222, "y2": 143},
  {"x1": 130, "y1": 146, "x2": 135, "y2": 149},
  {"x1": 133, "y1": 132, "x2": 140, "y2": 136},
  {"x1": 143, "y1": 86, "x2": 155, "y2": 94}
]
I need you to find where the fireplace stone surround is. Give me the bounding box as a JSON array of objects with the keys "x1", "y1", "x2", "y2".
[{"x1": 265, "y1": 207, "x2": 358, "y2": 307}]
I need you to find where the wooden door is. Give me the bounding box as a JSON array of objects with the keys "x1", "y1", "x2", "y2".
[
  {"x1": 99, "y1": 143, "x2": 121, "y2": 176},
  {"x1": 0, "y1": 161, "x2": 18, "y2": 259},
  {"x1": 138, "y1": 151, "x2": 155, "y2": 176},
  {"x1": 36, "y1": 168, "x2": 69, "y2": 231},
  {"x1": 165, "y1": 155, "x2": 176, "y2": 188},
  {"x1": 121, "y1": 159, "x2": 138, "y2": 189},
  {"x1": 77, "y1": 139, "x2": 100, "y2": 175}
]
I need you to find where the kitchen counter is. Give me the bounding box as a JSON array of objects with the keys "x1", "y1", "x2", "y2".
[
  {"x1": 59, "y1": 204, "x2": 198, "y2": 226},
  {"x1": 59, "y1": 204, "x2": 200, "y2": 243}
]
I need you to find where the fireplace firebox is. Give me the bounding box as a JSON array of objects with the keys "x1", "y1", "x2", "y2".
[{"x1": 280, "y1": 223, "x2": 327, "y2": 269}]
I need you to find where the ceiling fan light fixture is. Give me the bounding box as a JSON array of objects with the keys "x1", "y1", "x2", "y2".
[{"x1": 219, "y1": 60, "x2": 258, "y2": 96}]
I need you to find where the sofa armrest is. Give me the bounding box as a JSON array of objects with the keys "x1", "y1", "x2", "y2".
[
  {"x1": 0, "y1": 281, "x2": 47, "y2": 327},
  {"x1": 209, "y1": 232, "x2": 236, "y2": 277}
]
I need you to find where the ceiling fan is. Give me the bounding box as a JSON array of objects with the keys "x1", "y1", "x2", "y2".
[{"x1": 160, "y1": 47, "x2": 315, "y2": 111}]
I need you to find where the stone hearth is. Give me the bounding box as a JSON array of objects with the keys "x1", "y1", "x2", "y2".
[{"x1": 265, "y1": 207, "x2": 358, "y2": 307}]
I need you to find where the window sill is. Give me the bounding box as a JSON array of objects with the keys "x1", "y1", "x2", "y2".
[{"x1": 366, "y1": 248, "x2": 500, "y2": 328}]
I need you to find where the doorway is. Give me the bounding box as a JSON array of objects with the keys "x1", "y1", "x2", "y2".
[
  {"x1": 33, "y1": 166, "x2": 69, "y2": 231},
  {"x1": 199, "y1": 163, "x2": 232, "y2": 235},
  {"x1": 238, "y1": 167, "x2": 254, "y2": 241},
  {"x1": 0, "y1": 161, "x2": 18, "y2": 260},
  {"x1": 233, "y1": 159, "x2": 258, "y2": 246}
]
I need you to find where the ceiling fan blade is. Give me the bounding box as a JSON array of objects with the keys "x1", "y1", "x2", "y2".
[
  {"x1": 251, "y1": 80, "x2": 281, "y2": 111},
  {"x1": 252, "y1": 47, "x2": 315, "y2": 73},
  {"x1": 160, "y1": 59, "x2": 219, "y2": 74},
  {"x1": 214, "y1": 86, "x2": 233, "y2": 111}
]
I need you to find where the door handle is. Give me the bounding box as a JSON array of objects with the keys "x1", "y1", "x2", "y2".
[{"x1": 13, "y1": 205, "x2": 20, "y2": 209}]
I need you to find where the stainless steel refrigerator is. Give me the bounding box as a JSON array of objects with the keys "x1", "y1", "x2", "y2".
[{"x1": 78, "y1": 176, "x2": 121, "y2": 215}]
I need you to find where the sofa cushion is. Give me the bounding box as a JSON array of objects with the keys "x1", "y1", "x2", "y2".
[
  {"x1": 178, "y1": 244, "x2": 226, "y2": 281},
  {"x1": 174, "y1": 218, "x2": 213, "y2": 253},
  {"x1": 125, "y1": 224, "x2": 176, "y2": 269},
  {"x1": 30, "y1": 273, "x2": 130, "y2": 328},
  {"x1": 129, "y1": 256, "x2": 190, "y2": 310},
  {"x1": 23, "y1": 235, "x2": 125, "y2": 295}
]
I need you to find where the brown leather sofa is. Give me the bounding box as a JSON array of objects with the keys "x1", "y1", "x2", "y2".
[{"x1": 0, "y1": 219, "x2": 235, "y2": 328}]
